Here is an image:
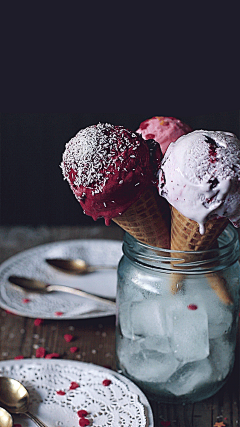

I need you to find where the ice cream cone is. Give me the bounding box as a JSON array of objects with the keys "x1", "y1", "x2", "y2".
[
  {"x1": 171, "y1": 206, "x2": 229, "y2": 251},
  {"x1": 113, "y1": 186, "x2": 171, "y2": 249},
  {"x1": 170, "y1": 206, "x2": 232, "y2": 304}
]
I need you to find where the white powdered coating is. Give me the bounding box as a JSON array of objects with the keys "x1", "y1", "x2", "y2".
[
  {"x1": 61, "y1": 123, "x2": 140, "y2": 194},
  {"x1": 159, "y1": 130, "x2": 240, "y2": 234}
]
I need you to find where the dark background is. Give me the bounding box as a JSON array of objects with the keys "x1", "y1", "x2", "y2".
[{"x1": 0, "y1": 112, "x2": 239, "y2": 226}]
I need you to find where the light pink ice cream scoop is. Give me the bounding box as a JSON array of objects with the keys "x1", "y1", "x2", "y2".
[
  {"x1": 158, "y1": 130, "x2": 240, "y2": 234},
  {"x1": 137, "y1": 116, "x2": 192, "y2": 154}
]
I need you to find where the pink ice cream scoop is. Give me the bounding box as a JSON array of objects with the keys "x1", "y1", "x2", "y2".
[
  {"x1": 158, "y1": 130, "x2": 240, "y2": 234},
  {"x1": 137, "y1": 116, "x2": 192, "y2": 154}
]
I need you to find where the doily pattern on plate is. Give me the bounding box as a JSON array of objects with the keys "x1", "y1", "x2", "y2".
[
  {"x1": 0, "y1": 359, "x2": 153, "y2": 427},
  {"x1": 0, "y1": 239, "x2": 122, "y2": 319}
]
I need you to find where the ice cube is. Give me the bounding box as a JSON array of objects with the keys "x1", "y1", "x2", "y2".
[
  {"x1": 124, "y1": 349, "x2": 180, "y2": 383},
  {"x1": 210, "y1": 336, "x2": 235, "y2": 381},
  {"x1": 131, "y1": 299, "x2": 167, "y2": 337},
  {"x1": 204, "y1": 290, "x2": 233, "y2": 339},
  {"x1": 168, "y1": 303, "x2": 209, "y2": 363},
  {"x1": 118, "y1": 335, "x2": 143, "y2": 357},
  {"x1": 119, "y1": 301, "x2": 134, "y2": 339},
  {"x1": 165, "y1": 358, "x2": 212, "y2": 396},
  {"x1": 208, "y1": 309, "x2": 233, "y2": 339},
  {"x1": 119, "y1": 299, "x2": 169, "y2": 340},
  {"x1": 140, "y1": 336, "x2": 171, "y2": 353},
  {"x1": 185, "y1": 279, "x2": 233, "y2": 339}
]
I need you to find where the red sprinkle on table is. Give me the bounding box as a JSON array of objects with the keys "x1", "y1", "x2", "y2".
[
  {"x1": 102, "y1": 379, "x2": 112, "y2": 386},
  {"x1": 79, "y1": 419, "x2": 90, "y2": 426},
  {"x1": 77, "y1": 410, "x2": 88, "y2": 418},
  {"x1": 69, "y1": 381, "x2": 80, "y2": 390},
  {"x1": 64, "y1": 334, "x2": 74, "y2": 342},
  {"x1": 187, "y1": 304, "x2": 198, "y2": 310},
  {"x1": 36, "y1": 347, "x2": 46, "y2": 358},
  {"x1": 56, "y1": 390, "x2": 66, "y2": 395},
  {"x1": 160, "y1": 421, "x2": 171, "y2": 426},
  {"x1": 70, "y1": 346, "x2": 78, "y2": 353},
  {"x1": 34, "y1": 318, "x2": 44, "y2": 326},
  {"x1": 14, "y1": 355, "x2": 24, "y2": 360},
  {"x1": 45, "y1": 353, "x2": 60, "y2": 359}
]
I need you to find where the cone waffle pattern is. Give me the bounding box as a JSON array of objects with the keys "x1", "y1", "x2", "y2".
[
  {"x1": 113, "y1": 187, "x2": 170, "y2": 248},
  {"x1": 170, "y1": 207, "x2": 232, "y2": 304},
  {"x1": 171, "y1": 206, "x2": 229, "y2": 252}
]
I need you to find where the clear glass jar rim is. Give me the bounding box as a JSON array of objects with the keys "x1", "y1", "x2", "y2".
[{"x1": 122, "y1": 224, "x2": 239, "y2": 273}]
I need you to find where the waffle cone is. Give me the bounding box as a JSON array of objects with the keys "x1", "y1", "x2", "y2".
[
  {"x1": 113, "y1": 187, "x2": 171, "y2": 248},
  {"x1": 170, "y1": 206, "x2": 232, "y2": 304},
  {"x1": 171, "y1": 206, "x2": 229, "y2": 252}
]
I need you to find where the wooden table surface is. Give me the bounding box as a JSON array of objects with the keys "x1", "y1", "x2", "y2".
[{"x1": 0, "y1": 225, "x2": 239, "y2": 427}]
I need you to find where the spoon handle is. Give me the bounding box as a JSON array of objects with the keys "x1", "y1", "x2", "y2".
[
  {"x1": 26, "y1": 411, "x2": 48, "y2": 427},
  {"x1": 47, "y1": 284, "x2": 116, "y2": 307},
  {"x1": 87, "y1": 265, "x2": 117, "y2": 272}
]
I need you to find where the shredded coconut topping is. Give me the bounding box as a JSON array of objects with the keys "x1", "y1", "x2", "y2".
[{"x1": 61, "y1": 123, "x2": 141, "y2": 194}]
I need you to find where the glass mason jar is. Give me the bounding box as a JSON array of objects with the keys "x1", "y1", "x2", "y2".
[{"x1": 116, "y1": 225, "x2": 240, "y2": 404}]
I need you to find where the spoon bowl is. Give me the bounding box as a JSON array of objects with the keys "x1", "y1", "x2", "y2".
[
  {"x1": 0, "y1": 407, "x2": 13, "y2": 427},
  {"x1": 0, "y1": 377, "x2": 29, "y2": 413},
  {"x1": 8, "y1": 276, "x2": 47, "y2": 293},
  {"x1": 45, "y1": 258, "x2": 117, "y2": 274},
  {"x1": 0, "y1": 377, "x2": 48, "y2": 427}
]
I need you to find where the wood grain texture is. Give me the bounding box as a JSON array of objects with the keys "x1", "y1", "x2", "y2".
[{"x1": 0, "y1": 225, "x2": 239, "y2": 427}]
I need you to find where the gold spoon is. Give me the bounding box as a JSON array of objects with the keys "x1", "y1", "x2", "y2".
[
  {"x1": 0, "y1": 407, "x2": 13, "y2": 427},
  {"x1": 8, "y1": 275, "x2": 116, "y2": 307},
  {"x1": 45, "y1": 258, "x2": 117, "y2": 275},
  {"x1": 0, "y1": 377, "x2": 48, "y2": 427}
]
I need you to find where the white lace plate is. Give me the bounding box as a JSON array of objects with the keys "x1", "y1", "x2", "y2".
[
  {"x1": 0, "y1": 359, "x2": 154, "y2": 427},
  {"x1": 0, "y1": 239, "x2": 122, "y2": 319}
]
